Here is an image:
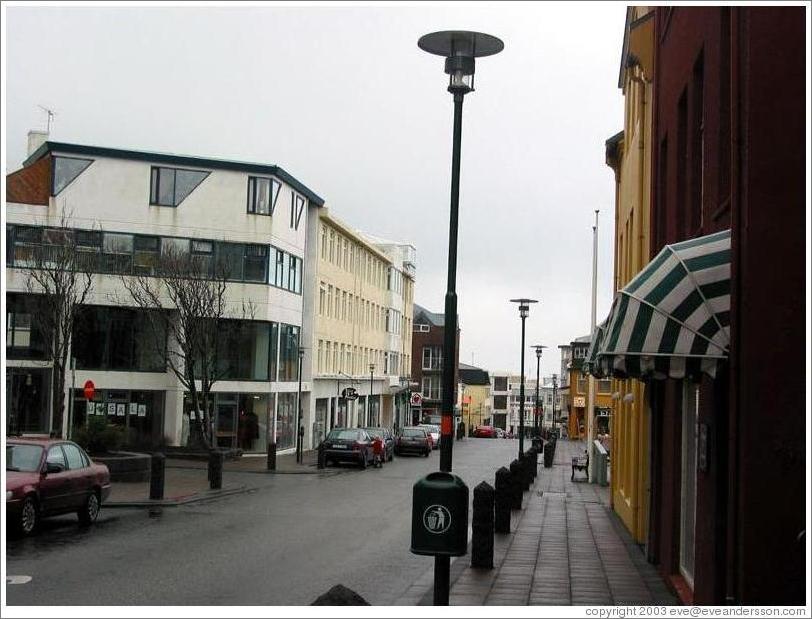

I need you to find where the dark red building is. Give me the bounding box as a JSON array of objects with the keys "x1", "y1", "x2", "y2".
[
  {"x1": 411, "y1": 303, "x2": 460, "y2": 424},
  {"x1": 647, "y1": 7, "x2": 805, "y2": 604}
]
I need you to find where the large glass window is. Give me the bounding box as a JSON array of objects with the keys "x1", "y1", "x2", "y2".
[
  {"x1": 215, "y1": 320, "x2": 273, "y2": 381},
  {"x1": 150, "y1": 167, "x2": 209, "y2": 207},
  {"x1": 493, "y1": 395, "x2": 507, "y2": 410},
  {"x1": 52, "y1": 156, "x2": 93, "y2": 195},
  {"x1": 72, "y1": 305, "x2": 166, "y2": 372},
  {"x1": 243, "y1": 244, "x2": 268, "y2": 283},
  {"x1": 102, "y1": 233, "x2": 134, "y2": 274},
  {"x1": 422, "y1": 346, "x2": 443, "y2": 370},
  {"x1": 422, "y1": 376, "x2": 441, "y2": 400},
  {"x1": 275, "y1": 393, "x2": 297, "y2": 450},
  {"x1": 6, "y1": 294, "x2": 47, "y2": 359},
  {"x1": 278, "y1": 324, "x2": 300, "y2": 381}
]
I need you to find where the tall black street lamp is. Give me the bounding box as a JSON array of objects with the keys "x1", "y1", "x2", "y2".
[
  {"x1": 510, "y1": 299, "x2": 537, "y2": 457},
  {"x1": 418, "y1": 29, "x2": 503, "y2": 607},
  {"x1": 531, "y1": 345, "x2": 547, "y2": 436}
]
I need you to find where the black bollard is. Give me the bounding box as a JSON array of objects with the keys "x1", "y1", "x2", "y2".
[
  {"x1": 494, "y1": 467, "x2": 511, "y2": 533},
  {"x1": 267, "y1": 441, "x2": 277, "y2": 471},
  {"x1": 544, "y1": 441, "x2": 554, "y2": 468},
  {"x1": 527, "y1": 448, "x2": 536, "y2": 481},
  {"x1": 522, "y1": 453, "x2": 531, "y2": 490},
  {"x1": 317, "y1": 441, "x2": 326, "y2": 469},
  {"x1": 149, "y1": 452, "x2": 165, "y2": 501},
  {"x1": 209, "y1": 449, "x2": 224, "y2": 490},
  {"x1": 509, "y1": 459, "x2": 522, "y2": 510},
  {"x1": 531, "y1": 446, "x2": 539, "y2": 477},
  {"x1": 471, "y1": 481, "x2": 495, "y2": 569}
]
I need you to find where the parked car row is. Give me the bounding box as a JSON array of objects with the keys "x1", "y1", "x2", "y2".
[
  {"x1": 6, "y1": 438, "x2": 112, "y2": 537},
  {"x1": 320, "y1": 425, "x2": 440, "y2": 468},
  {"x1": 473, "y1": 425, "x2": 514, "y2": 439}
]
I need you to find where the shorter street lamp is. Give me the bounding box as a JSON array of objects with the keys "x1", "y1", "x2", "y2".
[
  {"x1": 296, "y1": 347, "x2": 306, "y2": 463},
  {"x1": 531, "y1": 345, "x2": 547, "y2": 437},
  {"x1": 510, "y1": 298, "x2": 537, "y2": 457},
  {"x1": 369, "y1": 364, "x2": 375, "y2": 427},
  {"x1": 551, "y1": 373, "x2": 558, "y2": 435}
]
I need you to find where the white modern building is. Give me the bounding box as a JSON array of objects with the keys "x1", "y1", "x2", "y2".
[{"x1": 5, "y1": 134, "x2": 323, "y2": 455}]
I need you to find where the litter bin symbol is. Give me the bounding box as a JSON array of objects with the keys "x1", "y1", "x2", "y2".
[{"x1": 424, "y1": 505, "x2": 451, "y2": 534}]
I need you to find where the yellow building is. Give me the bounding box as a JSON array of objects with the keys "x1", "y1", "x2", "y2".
[
  {"x1": 602, "y1": 6, "x2": 654, "y2": 545},
  {"x1": 458, "y1": 364, "x2": 491, "y2": 430},
  {"x1": 311, "y1": 208, "x2": 414, "y2": 438},
  {"x1": 566, "y1": 336, "x2": 614, "y2": 440}
]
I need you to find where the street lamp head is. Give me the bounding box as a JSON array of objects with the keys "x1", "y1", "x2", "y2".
[
  {"x1": 510, "y1": 298, "x2": 538, "y2": 319},
  {"x1": 369, "y1": 364, "x2": 376, "y2": 372},
  {"x1": 418, "y1": 30, "x2": 504, "y2": 94},
  {"x1": 532, "y1": 344, "x2": 547, "y2": 358}
]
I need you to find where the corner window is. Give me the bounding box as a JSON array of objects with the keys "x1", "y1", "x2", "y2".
[
  {"x1": 52, "y1": 156, "x2": 93, "y2": 196},
  {"x1": 247, "y1": 176, "x2": 281, "y2": 215},
  {"x1": 290, "y1": 193, "x2": 306, "y2": 230},
  {"x1": 149, "y1": 167, "x2": 209, "y2": 207}
]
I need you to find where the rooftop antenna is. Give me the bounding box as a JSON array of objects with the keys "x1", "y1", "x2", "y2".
[{"x1": 37, "y1": 105, "x2": 55, "y2": 133}]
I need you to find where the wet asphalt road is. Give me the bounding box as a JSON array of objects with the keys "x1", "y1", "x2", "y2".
[{"x1": 6, "y1": 437, "x2": 522, "y2": 606}]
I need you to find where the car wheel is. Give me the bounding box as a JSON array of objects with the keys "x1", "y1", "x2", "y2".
[
  {"x1": 18, "y1": 496, "x2": 38, "y2": 536},
  {"x1": 78, "y1": 490, "x2": 101, "y2": 526}
]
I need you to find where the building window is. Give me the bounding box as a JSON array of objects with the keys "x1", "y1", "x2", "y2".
[
  {"x1": 422, "y1": 375, "x2": 441, "y2": 400},
  {"x1": 278, "y1": 324, "x2": 300, "y2": 381},
  {"x1": 290, "y1": 193, "x2": 306, "y2": 230},
  {"x1": 243, "y1": 244, "x2": 269, "y2": 283},
  {"x1": 414, "y1": 323, "x2": 430, "y2": 332},
  {"x1": 577, "y1": 376, "x2": 588, "y2": 394},
  {"x1": 6, "y1": 294, "x2": 47, "y2": 359},
  {"x1": 52, "y1": 156, "x2": 93, "y2": 196},
  {"x1": 134, "y1": 235, "x2": 160, "y2": 276},
  {"x1": 149, "y1": 167, "x2": 209, "y2": 207},
  {"x1": 247, "y1": 176, "x2": 281, "y2": 215},
  {"x1": 214, "y1": 320, "x2": 274, "y2": 380},
  {"x1": 422, "y1": 346, "x2": 442, "y2": 371},
  {"x1": 275, "y1": 393, "x2": 296, "y2": 450}
]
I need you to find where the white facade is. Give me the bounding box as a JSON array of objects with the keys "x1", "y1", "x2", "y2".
[{"x1": 6, "y1": 139, "x2": 322, "y2": 454}]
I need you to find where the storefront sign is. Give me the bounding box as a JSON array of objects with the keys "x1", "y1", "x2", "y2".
[
  {"x1": 116, "y1": 404, "x2": 126, "y2": 417},
  {"x1": 410, "y1": 392, "x2": 423, "y2": 407},
  {"x1": 138, "y1": 404, "x2": 147, "y2": 417},
  {"x1": 107, "y1": 403, "x2": 116, "y2": 416},
  {"x1": 129, "y1": 403, "x2": 138, "y2": 416},
  {"x1": 573, "y1": 396, "x2": 586, "y2": 407}
]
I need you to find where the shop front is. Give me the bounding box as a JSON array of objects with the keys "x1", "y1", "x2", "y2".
[
  {"x1": 76, "y1": 388, "x2": 165, "y2": 449},
  {"x1": 6, "y1": 367, "x2": 51, "y2": 435}
]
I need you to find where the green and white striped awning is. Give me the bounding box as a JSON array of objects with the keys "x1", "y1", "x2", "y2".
[{"x1": 585, "y1": 229, "x2": 730, "y2": 380}]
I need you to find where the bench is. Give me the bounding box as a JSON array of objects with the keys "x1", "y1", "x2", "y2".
[{"x1": 571, "y1": 451, "x2": 589, "y2": 481}]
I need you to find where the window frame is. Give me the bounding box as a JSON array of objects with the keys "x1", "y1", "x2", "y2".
[{"x1": 149, "y1": 166, "x2": 210, "y2": 208}]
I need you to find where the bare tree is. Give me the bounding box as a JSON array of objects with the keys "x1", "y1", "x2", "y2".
[
  {"x1": 20, "y1": 211, "x2": 95, "y2": 437},
  {"x1": 121, "y1": 243, "x2": 255, "y2": 448}
]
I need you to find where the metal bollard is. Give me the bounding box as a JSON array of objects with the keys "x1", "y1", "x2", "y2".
[
  {"x1": 544, "y1": 441, "x2": 554, "y2": 468},
  {"x1": 471, "y1": 481, "x2": 495, "y2": 569},
  {"x1": 524, "y1": 452, "x2": 532, "y2": 488},
  {"x1": 149, "y1": 452, "x2": 166, "y2": 501},
  {"x1": 317, "y1": 441, "x2": 326, "y2": 469},
  {"x1": 208, "y1": 449, "x2": 224, "y2": 490},
  {"x1": 494, "y1": 467, "x2": 511, "y2": 533},
  {"x1": 509, "y1": 459, "x2": 522, "y2": 510},
  {"x1": 527, "y1": 448, "x2": 536, "y2": 481},
  {"x1": 267, "y1": 441, "x2": 277, "y2": 471}
]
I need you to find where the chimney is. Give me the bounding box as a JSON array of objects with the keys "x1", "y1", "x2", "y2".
[{"x1": 27, "y1": 130, "x2": 49, "y2": 157}]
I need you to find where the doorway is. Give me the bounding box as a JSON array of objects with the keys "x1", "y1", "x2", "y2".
[
  {"x1": 216, "y1": 394, "x2": 239, "y2": 449},
  {"x1": 679, "y1": 382, "x2": 698, "y2": 588}
]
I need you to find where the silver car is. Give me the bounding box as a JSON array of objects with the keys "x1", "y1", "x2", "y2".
[{"x1": 418, "y1": 424, "x2": 441, "y2": 449}]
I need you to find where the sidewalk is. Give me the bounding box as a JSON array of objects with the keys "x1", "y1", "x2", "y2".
[
  {"x1": 164, "y1": 449, "x2": 330, "y2": 474},
  {"x1": 396, "y1": 439, "x2": 677, "y2": 606},
  {"x1": 106, "y1": 466, "x2": 248, "y2": 506}
]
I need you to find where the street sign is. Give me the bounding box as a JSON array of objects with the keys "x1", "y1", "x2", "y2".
[
  {"x1": 342, "y1": 387, "x2": 358, "y2": 401},
  {"x1": 83, "y1": 380, "x2": 95, "y2": 401},
  {"x1": 410, "y1": 392, "x2": 423, "y2": 407}
]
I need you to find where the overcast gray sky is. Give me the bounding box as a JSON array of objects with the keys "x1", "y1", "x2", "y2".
[{"x1": 5, "y1": 3, "x2": 625, "y2": 379}]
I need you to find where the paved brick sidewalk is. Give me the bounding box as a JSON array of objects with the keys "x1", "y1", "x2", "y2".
[
  {"x1": 396, "y1": 439, "x2": 677, "y2": 606},
  {"x1": 165, "y1": 449, "x2": 325, "y2": 474},
  {"x1": 107, "y1": 466, "x2": 245, "y2": 504}
]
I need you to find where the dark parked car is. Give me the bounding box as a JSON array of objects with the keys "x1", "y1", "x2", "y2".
[
  {"x1": 363, "y1": 427, "x2": 395, "y2": 462},
  {"x1": 395, "y1": 427, "x2": 431, "y2": 457},
  {"x1": 473, "y1": 425, "x2": 497, "y2": 438},
  {"x1": 322, "y1": 428, "x2": 374, "y2": 469},
  {"x1": 6, "y1": 438, "x2": 112, "y2": 536}
]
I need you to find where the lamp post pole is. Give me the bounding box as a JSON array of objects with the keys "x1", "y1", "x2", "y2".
[
  {"x1": 552, "y1": 373, "x2": 558, "y2": 435},
  {"x1": 296, "y1": 348, "x2": 305, "y2": 464},
  {"x1": 531, "y1": 345, "x2": 546, "y2": 437},
  {"x1": 510, "y1": 299, "x2": 537, "y2": 457},
  {"x1": 369, "y1": 363, "x2": 375, "y2": 427},
  {"x1": 418, "y1": 29, "x2": 503, "y2": 607}
]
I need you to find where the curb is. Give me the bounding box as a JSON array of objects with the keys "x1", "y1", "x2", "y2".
[
  {"x1": 104, "y1": 484, "x2": 252, "y2": 508},
  {"x1": 164, "y1": 463, "x2": 353, "y2": 476}
]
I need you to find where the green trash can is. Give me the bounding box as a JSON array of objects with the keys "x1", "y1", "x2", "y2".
[{"x1": 410, "y1": 471, "x2": 469, "y2": 557}]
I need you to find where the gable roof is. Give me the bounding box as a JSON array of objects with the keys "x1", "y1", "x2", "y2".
[
  {"x1": 414, "y1": 303, "x2": 445, "y2": 327},
  {"x1": 459, "y1": 363, "x2": 490, "y2": 385}
]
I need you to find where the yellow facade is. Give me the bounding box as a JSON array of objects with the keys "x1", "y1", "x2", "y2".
[
  {"x1": 313, "y1": 209, "x2": 414, "y2": 426},
  {"x1": 461, "y1": 384, "x2": 491, "y2": 428},
  {"x1": 567, "y1": 369, "x2": 614, "y2": 439},
  {"x1": 604, "y1": 6, "x2": 654, "y2": 545}
]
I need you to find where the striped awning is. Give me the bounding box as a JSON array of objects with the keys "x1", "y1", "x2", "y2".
[{"x1": 585, "y1": 229, "x2": 730, "y2": 380}]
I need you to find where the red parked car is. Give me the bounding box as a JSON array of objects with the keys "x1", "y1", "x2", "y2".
[
  {"x1": 6, "y1": 438, "x2": 112, "y2": 536},
  {"x1": 473, "y1": 425, "x2": 497, "y2": 438}
]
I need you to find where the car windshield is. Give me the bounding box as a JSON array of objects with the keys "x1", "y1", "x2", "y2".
[
  {"x1": 327, "y1": 430, "x2": 359, "y2": 441},
  {"x1": 403, "y1": 428, "x2": 426, "y2": 438},
  {"x1": 365, "y1": 429, "x2": 383, "y2": 438},
  {"x1": 6, "y1": 444, "x2": 44, "y2": 472}
]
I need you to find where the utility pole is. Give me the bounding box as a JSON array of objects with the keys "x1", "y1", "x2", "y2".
[{"x1": 588, "y1": 210, "x2": 599, "y2": 482}]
